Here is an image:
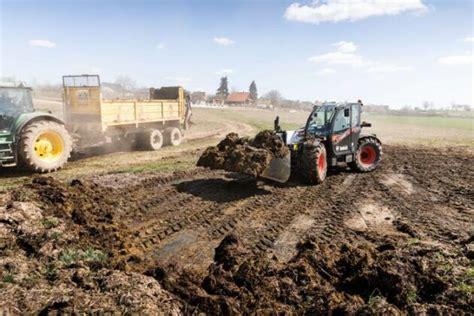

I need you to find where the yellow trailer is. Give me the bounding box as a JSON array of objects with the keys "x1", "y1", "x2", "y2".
[{"x1": 62, "y1": 74, "x2": 191, "y2": 150}]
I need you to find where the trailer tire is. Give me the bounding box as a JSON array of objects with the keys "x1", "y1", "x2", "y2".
[
  {"x1": 350, "y1": 136, "x2": 382, "y2": 172},
  {"x1": 18, "y1": 120, "x2": 72, "y2": 173},
  {"x1": 139, "y1": 129, "x2": 163, "y2": 151},
  {"x1": 298, "y1": 141, "x2": 327, "y2": 184},
  {"x1": 165, "y1": 127, "x2": 182, "y2": 146}
]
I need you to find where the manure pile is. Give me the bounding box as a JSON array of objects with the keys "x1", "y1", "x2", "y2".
[{"x1": 197, "y1": 130, "x2": 289, "y2": 177}]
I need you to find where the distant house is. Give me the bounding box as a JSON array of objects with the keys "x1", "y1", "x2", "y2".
[
  {"x1": 210, "y1": 97, "x2": 225, "y2": 106},
  {"x1": 226, "y1": 92, "x2": 253, "y2": 106}
]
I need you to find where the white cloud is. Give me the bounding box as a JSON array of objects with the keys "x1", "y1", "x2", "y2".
[
  {"x1": 309, "y1": 42, "x2": 412, "y2": 73},
  {"x1": 462, "y1": 36, "x2": 474, "y2": 43},
  {"x1": 367, "y1": 64, "x2": 412, "y2": 73},
  {"x1": 309, "y1": 51, "x2": 366, "y2": 66},
  {"x1": 318, "y1": 68, "x2": 336, "y2": 75},
  {"x1": 333, "y1": 41, "x2": 357, "y2": 53},
  {"x1": 437, "y1": 54, "x2": 473, "y2": 66},
  {"x1": 29, "y1": 40, "x2": 56, "y2": 48},
  {"x1": 216, "y1": 69, "x2": 234, "y2": 75},
  {"x1": 213, "y1": 37, "x2": 235, "y2": 46},
  {"x1": 284, "y1": 0, "x2": 427, "y2": 24}
]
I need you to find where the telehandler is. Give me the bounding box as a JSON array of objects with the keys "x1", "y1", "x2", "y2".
[{"x1": 261, "y1": 101, "x2": 382, "y2": 184}]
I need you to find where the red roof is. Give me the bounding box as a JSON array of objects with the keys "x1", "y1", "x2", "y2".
[{"x1": 226, "y1": 92, "x2": 252, "y2": 103}]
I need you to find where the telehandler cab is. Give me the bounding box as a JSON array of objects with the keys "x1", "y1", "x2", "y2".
[{"x1": 262, "y1": 101, "x2": 382, "y2": 184}]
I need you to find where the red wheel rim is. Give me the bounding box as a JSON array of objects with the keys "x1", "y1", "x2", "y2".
[
  {"x1": 360, "y1": 145, "x2": 377, "y2": 165},
  {"x1": 318, "y1": 152, "x2": 326, "y2": 174}
]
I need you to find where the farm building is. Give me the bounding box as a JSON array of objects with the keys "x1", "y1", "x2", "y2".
[{"x1": 226, "y1": 92, "x2": 254, "y2": 106}]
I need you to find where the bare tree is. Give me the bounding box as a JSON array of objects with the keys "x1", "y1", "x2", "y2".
[
  {"x1": 114, "y1": 75, "x2": 136, "y2": 97},
  {"x1": 264, "y1": 89, "x2": 283, "y2": 106}
]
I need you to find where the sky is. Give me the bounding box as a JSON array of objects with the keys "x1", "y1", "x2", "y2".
[{"x1": 0, "y1": 0, "x2": 473, "y2": 108}]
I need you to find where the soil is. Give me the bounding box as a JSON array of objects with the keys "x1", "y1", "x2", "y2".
[
  {"x1": 0, "y1": 145, "x2": 472, "y2": 314},
  {"x1": 197, "y1": 130, "x2": 289, "y2": 177}
]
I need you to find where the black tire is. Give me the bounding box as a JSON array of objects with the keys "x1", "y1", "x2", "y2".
[
  {"x1": 18, "y1": 120, "x2": 72, "y2": 173},
  {"x1": 298, "y1": 141, "x2": 327, "y2": 184},
  {"x1": 138, "y1": 129, "x2": 163, "y2": 151},
  {"x1": 350, "y1": 136, "x2": 382, "y2": 172},
  {"x1": 164, "y1": 127, "x2": 182, "y2": 146}
]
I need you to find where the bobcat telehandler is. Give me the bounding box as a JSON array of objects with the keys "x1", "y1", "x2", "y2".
[
  {"x1": 0, "y1": 84, "x2": 72, "y2": 172},
  {"x1": 261, "y1": 101, "x2": 382, "y2": 184}
]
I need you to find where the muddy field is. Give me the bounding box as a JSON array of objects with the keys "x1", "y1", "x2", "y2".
[{"x1": 0, "y1": 144, "x2": 472, "y2": 314}]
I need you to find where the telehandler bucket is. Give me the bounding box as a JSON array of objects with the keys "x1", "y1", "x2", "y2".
[{"x1": 260, "y1": 152, "x2": 291, "y2": 183}]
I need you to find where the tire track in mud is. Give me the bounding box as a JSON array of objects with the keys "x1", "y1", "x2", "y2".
[
  {"x1": 241, "y1": 171, "x2": 361, "y2": 259},
  {"x1": 371, "y1": 148, "x2": 473, "y2": 245}
]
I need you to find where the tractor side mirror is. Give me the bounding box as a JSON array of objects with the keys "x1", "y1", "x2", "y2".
[
  {"x1": 361, "y1": 121, "x2": 372, "y2": 127},
  {"x1": 344, "y1": 108, "x2": 350, "y2": 117}
]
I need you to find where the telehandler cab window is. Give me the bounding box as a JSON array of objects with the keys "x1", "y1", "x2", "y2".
[
  {"x1": 308, "y1": 106, "x2": 335, "y2": 132},
  {"x1": 333, "y1": 108, "x2": 350, "y2": 132}
]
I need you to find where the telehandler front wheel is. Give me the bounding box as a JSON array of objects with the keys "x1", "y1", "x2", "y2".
[
  {"x1": 298, "y1": 142, "x2": 327, "y2": 184},
  {"x1": 18, "y1": 120, "x2": 72, "y2": 173},
  {"x1": 350, "y1": 136, "x2": 382, "y2": 172}
]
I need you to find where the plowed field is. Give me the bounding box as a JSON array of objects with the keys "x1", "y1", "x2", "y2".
[{"x1": 1, "y1": 144, "x2": 472, "y2": 314}]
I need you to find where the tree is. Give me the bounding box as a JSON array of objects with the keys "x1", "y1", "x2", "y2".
[
  {"x1": 264, "y1": 89, "x2": 283, "y2": 106},
  {"x1": 115, "y1": 75, "x2": 136, "y2": 97},
  {"x1": 249, "y1": 80, "x2": 258, "y2": 101},
  {"x1": 216, "y1": 77, "x2": 229, "y2": 99}
]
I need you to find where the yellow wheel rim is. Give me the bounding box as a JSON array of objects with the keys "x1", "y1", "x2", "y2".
[{"x1": 34, "y1": 132, "x2": 64, "y2": 162}]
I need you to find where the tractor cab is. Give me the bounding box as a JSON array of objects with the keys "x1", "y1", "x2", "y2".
[{"x1": 0, "y1": 86, "x2": 34, "y2": 133}]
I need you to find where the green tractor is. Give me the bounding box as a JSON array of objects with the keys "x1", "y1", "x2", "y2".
[{"x1": 0, "y1": 85, "x2": 72, "y2": 172}]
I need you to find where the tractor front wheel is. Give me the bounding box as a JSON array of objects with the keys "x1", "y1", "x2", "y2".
[
  {"x1": 350, "y1": 136, "x2": 382, "y2": 172},
  {"x1": 298, "y1": 141, "x2": 327, "y2": 184},
  {"x1": 19, "y1": 120, "x2": 72, "y2": 172}
]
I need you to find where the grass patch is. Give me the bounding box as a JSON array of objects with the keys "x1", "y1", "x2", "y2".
[
  {"x1": 456, "y1": 282, "x2": 474, "y2": 294},
  {"x1": 2, "y1": 274, "x2": 14, "y2": 283},
  {"x1": 366, "y1": 113, "x2": 473, "y2": 130},
  {"x1": 115, "y1": 157, "x2": 195, "y2": 174},
  {"x1": 368, "y1": 295, "x2": 386, "y2": 306},
  {"x1": 406, "y1": 287, "x2": 418, "y2": 304},
  {"x1": 59, "y1": 248, "x2": 107, "y2": 266},
  {"x1": 42, "y1": 216, "x2": 60, "y2": 229}
]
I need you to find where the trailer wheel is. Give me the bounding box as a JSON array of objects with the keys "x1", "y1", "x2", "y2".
[
  {"x1": 166, "y1": 127, "x2": 182, "y2": 146},
  {"x1": 350, "y1": 136, "x2": 382, "y2": 172},
  {"x1": 140, "y1": 129, "x2": 163, "y2": 151},
  {"x1": 298, "y1": 141, "x2": 327, "y2": 184},
  {"x1": 18, "y1": 120, "x2": 72, "y2": 173}
]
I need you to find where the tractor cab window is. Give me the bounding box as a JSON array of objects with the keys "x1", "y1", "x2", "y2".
[
  {"x1": 0, "y1": 88, "x2": 34, "y2": 116},
  {"x1": 307, "y1": 105, "x2": 335, "y2": 135},
  {"x1": 333, "y1": 108, "x2": 350, "y2": 133}
]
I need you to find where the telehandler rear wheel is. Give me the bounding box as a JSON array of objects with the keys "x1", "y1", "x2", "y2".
[
  {"x1": 350, "y1": 136, "x2": 382, "y2": 172},
  {"x1": 19, "y1": 120, "x2": 72, "y2": 173},
  {"x1": 298, "y1": 141, "x2": 327, "y2": 184}
]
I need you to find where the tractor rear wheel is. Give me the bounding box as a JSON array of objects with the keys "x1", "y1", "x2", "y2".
[
  {"x1": 298, "y1": 141, "x2": 327, "y2": 184},
  {"x1": 350, "y1": 136, "x2": 382, "y2": 172},
  {"x1": 18, "y1": 120, "x2": 72, "y2": 172}
]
